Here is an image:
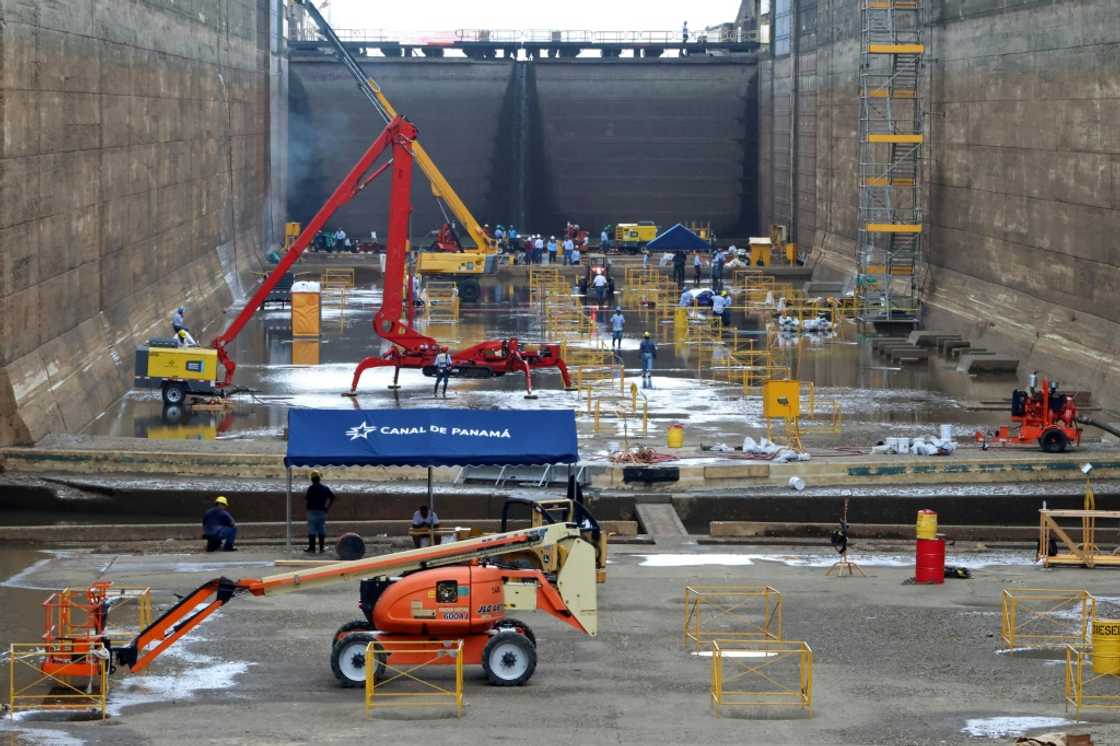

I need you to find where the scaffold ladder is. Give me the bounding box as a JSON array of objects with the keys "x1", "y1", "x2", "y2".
[{"x1": 856, "y1": 0, "x2": 925, "y2": 326}]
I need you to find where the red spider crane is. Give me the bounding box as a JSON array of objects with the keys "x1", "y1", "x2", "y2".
[{"x1": 208, "y1": 116, "x2": 573, "y2": 397}]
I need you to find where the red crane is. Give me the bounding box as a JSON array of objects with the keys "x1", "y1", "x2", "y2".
[{"x1": 208, "y1": 115, "x2": 573, "y2": 397}]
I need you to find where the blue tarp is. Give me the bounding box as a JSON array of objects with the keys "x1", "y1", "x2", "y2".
[
  {"x1": 284, "y1": 408, "x2": 579, "y2": 468},
  {"x1": 644, "y1": 223, "x2": 710, "y2": 252}
]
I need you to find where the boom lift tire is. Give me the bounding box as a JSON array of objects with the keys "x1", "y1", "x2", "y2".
[
  {"x1": 162, "y1": 382, "x2": 187, "y2": 406},
  {"x1": 330, "y1": 620, "x2": 374, "y2": 652},
  {"x1": 457, "y1": 279, "x2": 481, "y2": 304},
  {"x1": 1039, "y1": 428, "x2": 1069, "y2": 453},
  {"x1": 482, "y1": 631, "x2": 536, "y2": 686},
  {"x1": 492, "y1": 618, "x2": 536, "y2": 647},
  {"x1": 331, "y1": 631, "x2": 384, "y2": 687}
]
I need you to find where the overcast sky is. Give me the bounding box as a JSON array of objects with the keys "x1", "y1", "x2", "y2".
[{"x1": 322, "y1": 0, "x2": 743, "y2": 35}]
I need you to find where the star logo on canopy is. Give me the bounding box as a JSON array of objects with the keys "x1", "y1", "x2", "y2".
[{"x1": 345, "y1": 421, "x2": 376, "y2": 440}]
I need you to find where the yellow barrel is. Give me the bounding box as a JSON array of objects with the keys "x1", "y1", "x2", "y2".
[
  {"x1": 667, "y1": 423, "x2": 684, "y2": 448},
  {"x1": 916, "y1": 509, "x2": 938, "y2": 540},
  {"x1": 1092, "y1": 619, "x2": 1120, "y2": 675}
]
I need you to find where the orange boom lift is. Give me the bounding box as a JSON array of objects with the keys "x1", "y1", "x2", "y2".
[{"x1": 112, "y1": 499, "x2": 605, "y2": 688}]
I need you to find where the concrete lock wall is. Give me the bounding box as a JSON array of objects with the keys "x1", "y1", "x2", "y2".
[
  {"x1": 758, "y1": 0, "x2": 1120, "y2": 409},
  {"x1": 287, "y1": 57, "x2": 758, "y2": 239},
  {"x1": 0, "y1": 0, "x2": 286, "y2": 446}
]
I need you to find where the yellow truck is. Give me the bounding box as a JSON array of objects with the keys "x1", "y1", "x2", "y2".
[{"x1": 134, "y1": 341, "x2": 219, "y2": 405}]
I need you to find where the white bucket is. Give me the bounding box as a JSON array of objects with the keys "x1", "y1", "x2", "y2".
[
  {"x1": 788, "y1": 476, "x2": 806, "y2": 491},
  {"x1": 939, "y1": 424, "x2": 953, "y2": 442},
  {"x1": 897, "y1": 438, "x2": 911, "y2": 455}
]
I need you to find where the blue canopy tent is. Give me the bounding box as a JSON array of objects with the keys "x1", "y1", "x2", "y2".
[
  {"x1": 282, "y1": 408, "x2": 580, "y2": 546},
  {"x1": 644, "y1": 223, "x2": 710, "y2": 252}
]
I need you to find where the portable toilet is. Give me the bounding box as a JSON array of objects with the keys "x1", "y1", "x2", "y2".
[{"x1": 291, "y1": 280, "x2": 321, "y2": 337}]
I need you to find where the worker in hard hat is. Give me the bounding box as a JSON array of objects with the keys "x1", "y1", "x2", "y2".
[
  {"x1": 719, "y1": 290, "x2": 732, "y2": 326},
  {"x1": 433, "y1": 346, "x2": 453, "y2": 398},
  {"x1": 202, "y1": 496, "x2": 237, "y2": 552},
  {"x1": 176, "y1": 328, "x2": 198, "y2": 347},
  {"x1": 639, "y1": 332, "x2": 657, "y2": 388},
  {"x1": 304, "y1": 470, "x2": 335, "y2": 554},
  {"x1": 171, "y1": 306, "x2": 187, "y2": 335}
]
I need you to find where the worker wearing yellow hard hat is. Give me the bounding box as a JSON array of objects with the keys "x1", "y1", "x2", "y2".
[{"x1": 202, "y1": 495, "x2": 237, "y2": 552}]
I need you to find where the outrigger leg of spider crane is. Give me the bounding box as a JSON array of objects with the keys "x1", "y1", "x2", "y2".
[
  {"x1": 110, "y1": 498, "x2": 605, "y2": 689},
  {"x1": 135, "y1": 115, "x2": 573, "y2": 403}
]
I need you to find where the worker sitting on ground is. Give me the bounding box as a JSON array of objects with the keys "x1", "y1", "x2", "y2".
[
  {"x1": 202, "y1": 496, "x2": 237, "y2": 552},
  {"x1": 411, "y1": 504, "x2": 441, "y2": 548},
  {"x1": 680, "y1": 287, "x2": 693, "y2": 307},
  {"x1": 610, "y1": 307, "x2": 626, "y2": 350},
  {"x1": 304, "y1": 470, "x2": 335, "y2": 554},
  {"x1": 171, "y1": 306, "x2": 187, "y2": 335},
  {"x1": 433, "y1": 346, "x2": 453, "y2": 398},
  {"x1": 176, "y1": 328, "x2": 198, "y2": 347},
  {"x1": 639, "y1": 332, "x2": 657, "y2": 388}
]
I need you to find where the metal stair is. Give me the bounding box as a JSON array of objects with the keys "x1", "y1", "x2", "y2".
[{"x1": 856, "y1": 0, "x2": 925, "y2": 327}]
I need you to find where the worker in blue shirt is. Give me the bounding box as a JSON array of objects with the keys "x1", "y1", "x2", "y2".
[
  {"x1": 202, "y1": 496, "x2": 237, "y2": 552},
  {"x1": 639, "y1": 332, "x2": 657, "y2": 387},
  {"x1": 171, "y1": 306, "x2": 187, "y2": 335},
  {"x1": 609, "y1": 307, "x2": 626, "y2": 350}
]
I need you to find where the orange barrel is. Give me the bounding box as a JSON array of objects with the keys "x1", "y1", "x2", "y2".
[
  {"x1": 915, "y1": 538, "x2": 945, "y2": 584},
  {"x1": 1091, "y1": 619, "x2": 1120, "y2": 675},
  {"x1": 667, "y1": 423, "x2": 684, "y2": 448},
  {"x1": 916, "y1": 509, "x2": 938, "y2": 540}
]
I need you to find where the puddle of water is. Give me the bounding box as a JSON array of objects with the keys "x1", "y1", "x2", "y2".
[
  {"x1": 111, "y1": 635, "x2": 254, "y2": 715},
  {"x1": 960, "y1": 715, "x2": 1077, "y2": 738},
  {"x1": 79, "y1": 270, "x2": 1047, "y2": 443},
  {"x1": 0, "y1": 547, "x2": 56, "y2": 644}
]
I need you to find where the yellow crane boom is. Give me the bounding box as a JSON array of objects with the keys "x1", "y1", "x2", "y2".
[{"x1": 291, "y1": 0, "x2": 496, "y2": 255}]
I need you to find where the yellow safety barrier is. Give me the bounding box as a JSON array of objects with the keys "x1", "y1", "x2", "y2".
[
  {"x1": 364, "y1": 639, "x2": 464, "y2": 718},
  {"x1": 1065, "y1": 641, "x2": 1120, "y2": 715},
  {"x1": 710, "y1": 639, "x2": 813, "y2": 717},
  {"x1": 7, "y1": 642, "x2": 110, "y2": 719},
  {"x1": 683, "y1": 585, "x2": 783, "y2": 652},
  {"x1": 100, "y1": 586, "x2": 154, "y2": 639},
  {"x1": 320, "y1": 267, "x2": 356, "y2": 290},
  {"x1": 424, "y1": 280, "x2": 460, "y2": 322},
  {"x1": 999, "y1": 589, "x2": 1095, "y2": 649}
]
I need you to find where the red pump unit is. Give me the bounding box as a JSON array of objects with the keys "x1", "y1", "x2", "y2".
[{"x1": 980, "y1": 376, "x2": 1081, "y2": 453}]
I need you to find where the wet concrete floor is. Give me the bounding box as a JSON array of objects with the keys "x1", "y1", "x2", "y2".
[
  {"x1": 76, "y1": 269, "x2": 1079, "y2": 451},
  {"x1": 4, "y1": 543, "x2": 1120, "y2": 744}
]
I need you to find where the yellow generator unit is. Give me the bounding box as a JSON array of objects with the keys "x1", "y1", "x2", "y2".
[
  {"x1": 134, "y1": 341, "x2": 219, "y2": 405},
  {"x1": 416, "y1": 251, "x2": 497, "y2": 304},
  {"x1": 614, "y1": 222, "x2": 658, "y2": 248}
]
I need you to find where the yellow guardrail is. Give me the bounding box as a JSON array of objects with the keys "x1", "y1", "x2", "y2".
[
  {"x1": 1064, "y1": 643, "x2": 1120, "y2": 715},
  {"x1": 424, "y1": 281, "x2": 460, "y2": 322},
  {"x1": 684, "y1": 585, "x2": 783, "y2": 653},
  {"x1": 364, "y1": 639, "x2": 464, "y2": 718},
  {"x1": 8, "y1": 642, "x2": 110, "y2": 719},
  {"x1": 710, "y1": 639, "x2": 813, "y2": 716},
  {"x1": 1000, "y1": 589, "x2": 1095, "y2": 649}
]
